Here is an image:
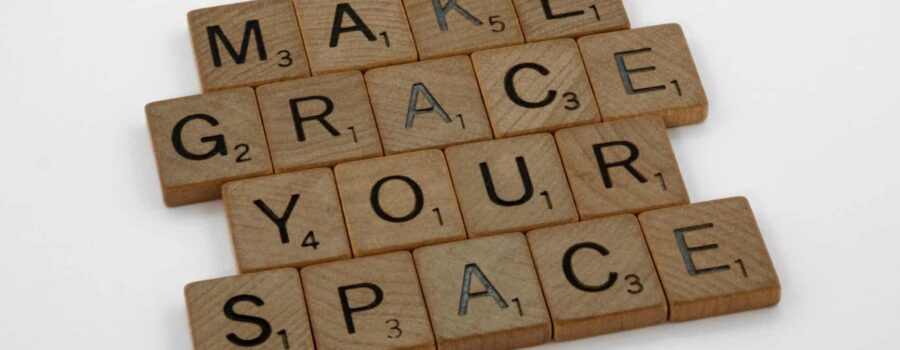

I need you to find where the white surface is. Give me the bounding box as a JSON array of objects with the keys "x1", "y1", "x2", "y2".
[{"x1": 0, "y1": 0, "x2": 898, "y2": 348}]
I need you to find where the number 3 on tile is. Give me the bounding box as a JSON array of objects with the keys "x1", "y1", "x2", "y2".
[{"x1": 386, "y1": 319, "x2": 402, "y2": 339}]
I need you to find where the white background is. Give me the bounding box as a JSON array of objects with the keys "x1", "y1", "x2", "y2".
[{"x1": 1, "y1": 0, "x2": 898, "y2": 348}]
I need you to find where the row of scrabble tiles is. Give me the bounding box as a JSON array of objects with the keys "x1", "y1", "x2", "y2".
[
  {"x1": 148, "y1": 24, "x2": 707, "y2": 207},
  {"x1": 223, "y1": 116, "x2": 690, "y2": 269},
  {"x1": 187, "y1": 197, "x2": 781, "y2": 350},
  {"x1": 189, "y1": 0, "x2": 634, "y2": 91}
]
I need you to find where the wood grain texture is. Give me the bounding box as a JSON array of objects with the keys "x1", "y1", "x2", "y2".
[
  {"x1": 301, "y1": 251, "x2": 435, "y2": 350},
  {"x1": 554, "y1": 116, "x2": 690, "y2": 220},
  {"x1": 579, "y1": 23, "x2": 708, "y2": 127},
  {"x1": 413, "y1": 233, "x2": 551, "y2": 350},
  {"x1": 334, "y1": 150, "x2": 466, "y2": 256},
  {"x1": 222, "y1": 168, "x2": 352, "y2": 273},
  {"x1": 472, "y1": 39, "x2": 601, "y2": 138},
  {"x1": 185, "y1": 269, "x2": 314, "y2": 350},
  {"x1": 146, "y1": 88, "x2": 273, "y2": 207},
  {"x1": 403, "y1": 0, "x2": 524, "y2": 59},
  {"x1": 256, "y1": 71, "x2": 384, "y2": 173},
  {"x1": 638, "y1": 197, "x2": 781, "y2": 322},
  {"x1": 294, "y1": 0, "x2": 418, "y2": 75},
  {"x1": 365, "y1": 55, "x2": 493, "y2": 155},
  {"x1": 189, "y1": 0, "x2": 311, "y2": 92},
  {"x1": 511, "y1": 0, "x2": 629, "y2": 42},
  {"x1": 526, "y1": 215, "x2": 667, "y2": 341},
  {"x1": 445, "y1": 133, "x2": 578, "y2": 237}
]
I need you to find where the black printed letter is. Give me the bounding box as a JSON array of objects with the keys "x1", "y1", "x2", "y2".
[
  {"x1": 330, "y1": 3, "x2": 377, "y2": 47},
  {"x1": 562, "y1": 242, "x2": 618, "y2": 292},
  {"x1": 593, "y1": 141, "x2": 647, "y2": 188},
  {"x1": 338, "y1": 283, "x2": 384, "y2": 334},
  {"x1": 541, "y1": 0, "x2": 584, "y2": 20},
  {"x1": 223, "y1": 295, "x2": 272, "y2": 346},
  {"x1": 207, "y1": 20, "x2": 268, "y2": 67},
  {"x1": 171, "y1": 114, "x2": 227, "y2": 161},
  {"x1": 370, "y1": 176, "x2": 425, "y2": 223},
  {"x1": 504, "y1": 63, "x2": 557, "y2": 108},
  {"x1": 253, "y1": 194, "x2": 300, "y2": 244},
  {"x1": 480, "y1": 157, "x2": 534, "y2": 207},
  {"x1": 290, "y1": 96, "x2": 340, "y2": 142}
]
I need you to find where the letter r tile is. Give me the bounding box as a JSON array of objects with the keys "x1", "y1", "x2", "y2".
[{"x1": 639, "y1": 197, "x2": 781, "y2": 322}]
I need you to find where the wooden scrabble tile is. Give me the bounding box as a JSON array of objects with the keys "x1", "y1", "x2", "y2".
[
  {"x1": 301, "y1": 252, "x2": 435, "y2": 350},
  {"x1": 445, "y1": 133, "x2": 578, "y2": 238},
  {"x1": 334, "y1": 150, "x2": 466, "y2": 256},
  {"x1": 512, "y1": 0, "x2": 629, "y2": 42},
  {"x1": 413, "y1": 233, "x2": 551, "y2": 350},
  {"x1": 579, "y1": 24, "x2": 708, "y2": 127},
  {"x1": 256, "y1": 71, "x2": 383, "y2": 173},
  {"x1": 146, "y1": 88, "x2": 273, "y2": 207},
  {"x1": 472, "y1": 39, "x2": 601, "y2": 138},
  {"x1": 222, "y1": 168, "x2": 352, "y2": 273},
  {"x1": 526, "y1": 215, "x2": 667, "y2": 341},
  {"x1": 403, "y1": 0, "x2": 524, "y2": 59},
  {"x1": 365, "y1": 56, "x2": 493, "y2": 155},
  {"x1": 555, "y1": 116, "x2": 690, "y2": 220},
  {"x1": 185, "y1": 268, "x2": 314, "y2": 350},
  {"x1": 189, "y1": 0, "x2": 311, "y2": 92},
  {"x1": 638, "y1": 197, "x2": 781, "y2": 322},
  {"x1": 294, "y1": 0, "x2": 418, "y2": 75}
]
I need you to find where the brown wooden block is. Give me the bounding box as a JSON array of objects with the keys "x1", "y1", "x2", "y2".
[
  {"x1": 334, "y1": 150, "x2": 466, "y2": 256},
  {"x1": 365, "y1": 56, "x2": 493, "y2": 155},
  {"x1": 403, "y1": 0, "x2": 524, "y2": 59},
  {"x1": 257, "y1": 71, "x2": 384, "y2": 173},
  {"x1": 185, "y1": 268, "x2": 314, "y2": 350},
  {"x1": 512, "y1": 0, "x2": 629, "y2": 42},
  {"x1": 413, "y1": 233, "x2": 551, "y2": 350},
  {"x1": 526, "y1": 215, "x2": 667, "y2": 341},
  {"x1": 222, "y1": 168, "x2": 352, "y2": 273},
  {"x1": 638, "y1": 197, "x2": 781, "y2": 322},
  {"x1": 555, "y1": 116, "x2": 690, "y2": 220},
  {"x1": 301, "y1": 251, "x2": 435, "y2": 349},
  {"x1": 445, "y1": 133, "x2": 578, "y2": 238},
  {"x1": 472, "y1": 39, "x2": 601, "y2": 138},
  {"x1": 295, "y1": 0, "x2": 418, "y2": 75},
  {"x1": 189, "y1": 0, "x2": 311, "y2": 92},
  {"x1": 146, "y1": 88, "x2": 273, "y2": 207},
  {"x1": 579, "y1": 24, "x2": 708, "y2": 127}
]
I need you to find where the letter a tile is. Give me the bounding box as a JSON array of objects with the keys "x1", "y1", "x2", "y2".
[
  {"x1": 472, "y1": 39, "x2": 601, "y2": 138},
  {"x1": 527, "y1": 215, "x2": 667, "y2": 341},
  {"x1": 366, "y1": 56, "x2": 493, "y2": 155},
  {"x1": 555, "y1": 116, "x2": 690, "y2": 220},
  {"x1": 639, "y1": 197, "x2": 781, "y2": 322},
  {"x1": 189, "y1": 0, "x2": 311, "y2": 92},
  {"x1": 579, "y1": 24, "x2": 708, "y2": 127},
  {"x1": 146, "y1": 88, "x2": 272, "y2": 207},
  {"x1": 185, "y1": 269, "x2": 315, "y2": 350},
  {"x1": 335, "y1": 150, "x2": 466, "y2": 256},
  {"x1": 445, "y1": 133, "x2": 578, "y2": 238},
  {"x1": 301, "y1": 252, "x2": 435, "y2": 349},
  {"x1": 414, "y1": 233, "x2": 551, "y2": 350},
  {"x1": 222, "y1": 168, "x2": 352, "y2": 273},
  {"x1": 294, "y1": 0, "x2": 418, "y2": 75}
]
